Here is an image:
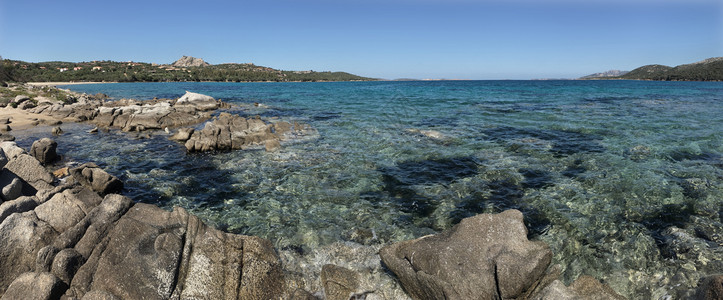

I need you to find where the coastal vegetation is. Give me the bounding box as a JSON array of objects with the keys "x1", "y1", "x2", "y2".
[
  {"x1": 0, "y1": 56, "x2": 375, "y2": 83},
  {"x1": 618, "y1": 57, "x2": 723, "y2": 81},
  {"x1": 581, "y1": 57, "x2": 723, "y2": 81}
]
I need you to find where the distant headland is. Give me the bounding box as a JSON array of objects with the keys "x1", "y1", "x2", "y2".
[
  {"x1": 581, "y1": 57, "x2": 723, "y2": 81},
  {"x1": 0, "y1": 56, "x2": 376, "y2": 83}
]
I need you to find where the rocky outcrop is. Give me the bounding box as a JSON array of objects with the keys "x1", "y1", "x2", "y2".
[
  {"x1": 30, "y1": 138, "x2": 58, "y2": 165},
  {"x1": 380, "y1": 210, "x2": 626, "y2": 300},
  {"x1": 68, "y1": 163, "x2": 123, "y2": 196},
  {"x1": 0, "y1": 139, "x2": 286, "y2": 299},
  {"x1": 380, "y1": 209, "x2": 552, "y2": 299},
  {"x1": 24, "y1": 88, "x2": 316, "y2": 153},
  {"x1": 178, "y1": 113, "x2": 314, "y2": 152},
  {"x1": 171, "y1": 56, "x2": 210, "y2": 67}
]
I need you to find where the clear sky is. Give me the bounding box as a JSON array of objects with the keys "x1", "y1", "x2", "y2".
[{"x1": 0, "y1": 0, "x2": 721, "y2": 79}]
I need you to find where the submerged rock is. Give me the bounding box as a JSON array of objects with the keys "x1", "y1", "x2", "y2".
[
  {"x1": 696, "y1": 275, "x2": 723, "y2": 300},
  {"x1": 533, "y1": 276, "x2": 626, "y2": 300},
  {"x1": 321, "y1": 264, "x2": 360, "y2": 300},
  {"x1": 379, "y1": 209, "x2": 552, "y2": 299}
]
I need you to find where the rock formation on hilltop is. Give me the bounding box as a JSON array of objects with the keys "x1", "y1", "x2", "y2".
[{"x1": 171, "y1": 56, "x2": 210, "y2": 67}]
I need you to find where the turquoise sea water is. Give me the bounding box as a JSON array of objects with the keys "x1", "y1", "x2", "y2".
[{"x1": 15, "y1": 80, "x2": 723, "y2": 298}]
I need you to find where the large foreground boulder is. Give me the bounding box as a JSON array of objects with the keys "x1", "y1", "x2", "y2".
[
  {"x1": 0, "y1": 139, "x2": 286, "y2": 299},
  {"x1": 380, "y1": 210, "x2": 552, "y2": 300}
]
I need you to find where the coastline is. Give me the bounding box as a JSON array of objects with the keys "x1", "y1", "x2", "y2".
[{"x1": 26, "y1": 81, "x2": 117, "y2": 87}]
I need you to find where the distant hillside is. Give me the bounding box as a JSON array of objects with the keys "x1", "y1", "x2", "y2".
[
  {"x1": 619, "y1": 57, "x2": 723, "y2": 81},
  {"x1": 580, "y1": 70, "x2": 628, "y2": 79},
  {"x1": 0, "y1": 56, "x2": 375, "y2": 83}
]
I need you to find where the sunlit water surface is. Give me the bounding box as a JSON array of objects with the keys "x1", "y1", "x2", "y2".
[{"x1": 13, "y1": 80, "x2": 722, "y2": 298}]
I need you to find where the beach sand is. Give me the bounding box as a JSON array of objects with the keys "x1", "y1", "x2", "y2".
[{"x1": 0, "y1": 106, "x2": 65, "y2": 130}]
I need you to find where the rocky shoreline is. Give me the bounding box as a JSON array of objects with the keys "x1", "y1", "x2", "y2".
[
  {"x1": 0, "y1": 84, "x2": 721, "y2": 299},
  {"x1": 2, "y1": 83, "x2": 316, "y2": 153}
]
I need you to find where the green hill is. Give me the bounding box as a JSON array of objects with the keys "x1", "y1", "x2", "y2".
[
  {"x1": 619, "y1": 58, "x2": 723, "y2": 81},
  {"x1": 0, "y1": 57, "x2": 376, "y2": 83}
]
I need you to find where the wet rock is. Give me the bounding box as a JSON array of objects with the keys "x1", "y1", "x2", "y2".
[
  {"x1": 4, "y1": 154, "x2": 54, "y2": 192},
  {"x1": 30, "y1": 138, "x2": 59, "y2": 165},
  {"x1": 696, "y1": 275, "x2": 723, "y2": 300},
  {"x1": 290, "y1": 288, "x2": 318, "y2": 300},
  {"x1": 321, "y1": 264, "x2": 360, "y2": 300},
  {"x1": 533, "y1": 276, "x2": 625, "y2": 300},
  {"x1": 175, "y1": 91, "x2": 219, "y2": 111},
  {"x1": 70, "y1": 163, "x2": 123, "y2": 195},
  {"x1": 265, "y1": 140, "x2": 281, "y2": 152},
  {"x1": 379, "y1": 209, "x2": 551, "y2": 300},
  {"x1": 170, "y1": 127, "x2": 194, "y2": 142},
  {"x1": 1, "y1": 272, "x2": 67, "y2": 300},
  {"x1": 183, "y1": 114, "x2": 312, "y2": 152},
  {"x1": 52, "y1": 126, "x2": 63, "y2": 135}
]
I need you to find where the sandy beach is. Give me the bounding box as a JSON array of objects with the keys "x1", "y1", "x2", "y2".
[{"x1": 0, "y1": 106, "x2": 64, "y2": 130}]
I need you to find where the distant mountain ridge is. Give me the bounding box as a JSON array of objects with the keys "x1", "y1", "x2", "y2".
[
  {"x1": 619, "y1": 57, "x2": 723, "y2": 81},
  {"x1": 580, "y1": 70, "x2": 628, "y2": 79}
]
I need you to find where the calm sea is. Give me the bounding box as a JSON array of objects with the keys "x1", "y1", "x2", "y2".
[{"x1": 14, "y1": 80, "x2": 722, "y2": 298}]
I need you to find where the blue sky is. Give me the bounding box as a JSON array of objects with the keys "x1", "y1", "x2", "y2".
[{"x1": 0, "y1": 0, "x2": 721, "y2": 79}]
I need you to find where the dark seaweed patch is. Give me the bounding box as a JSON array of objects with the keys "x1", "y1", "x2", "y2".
[
  {"x1": 312, "y1": 112, "x2": 342, "y2": 121},
  {"x1": 562, "y1": 159, "x2": 586, "y2": 178},
  {"x1": 666, "y1": 151, "x2": 723, "y2": 168},
  {"x1": 481, "y1": 126, "x2": 604, "y2": 156},
  {"x1": 379, "y1": 157, "x2": 480, "y2": 217},
  {"x1": 583, "y1": 96, "x2": 637, "y2": 103},
  {"x1": 451, "y1": 179, "x2": 551, "y2": 238},
  {"x1": 634, "y1": 203, "x2": 695, "y2": 259},
  {"x1": 519, "y1": 168, "x2": 554, "y2": 189}
]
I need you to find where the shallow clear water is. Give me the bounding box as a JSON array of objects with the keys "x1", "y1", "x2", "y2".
[{"x1": 15, "y1": 80, "x2": 723, "y2": 298}]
